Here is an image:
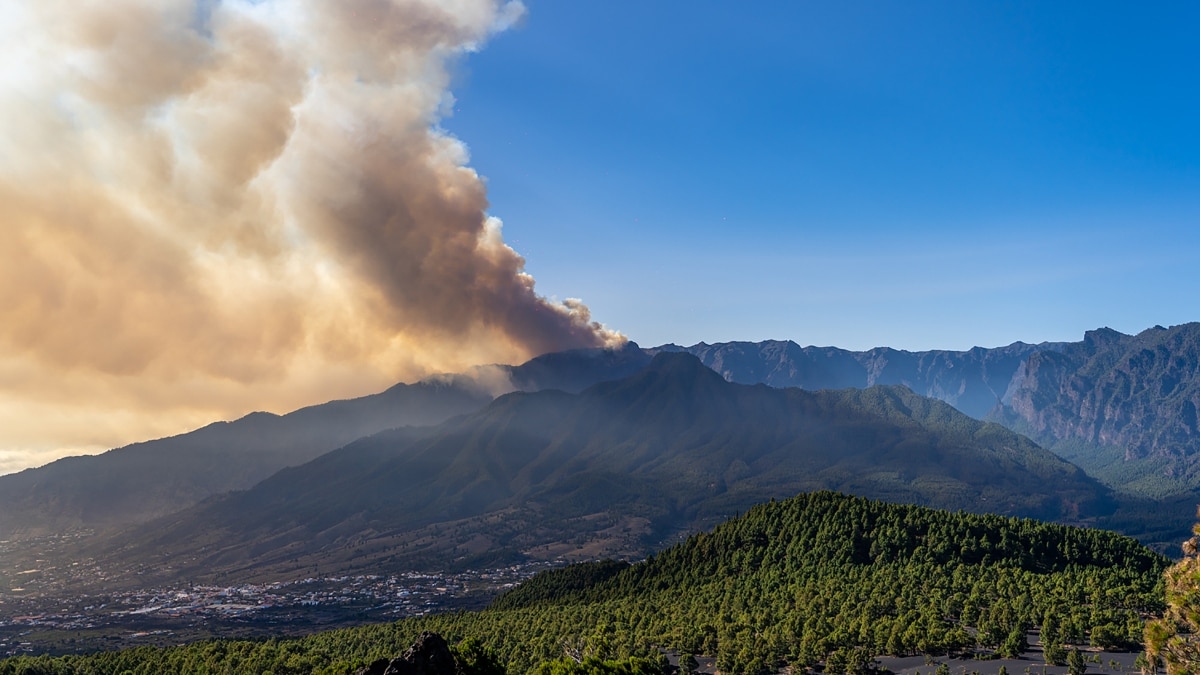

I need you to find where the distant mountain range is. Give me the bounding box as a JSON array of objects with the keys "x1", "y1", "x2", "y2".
[
  {"x1": 4, "y1": 322, "x2": 1200, "y2": 585},
  {"x1": 668, "y1": 324, "x2": 1200, "y2": 498},
  {"x1": 81, "y1": 352, "x2": 1109, "y2": 588},
  {"x1": 0, "y1": 381, "x2": 490, "y2": 537},
  {"x1": 658, "y1": 339, "x2": 1062, "y2": 419},
  {"x1": 0, "y1": 346, "x2": 650, "y2": 538},
  {"x1": 994, "y1": 324, "x2": 1200, "y2": 496}
]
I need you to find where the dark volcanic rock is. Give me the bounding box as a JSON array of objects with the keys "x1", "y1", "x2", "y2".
[{"x1": 355, "y1": 632, "x2": 458, "y2": 675}]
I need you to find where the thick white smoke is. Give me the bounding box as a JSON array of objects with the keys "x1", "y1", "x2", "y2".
[{"x1": 0, "y1": 0, "x2": 621, "y2": 472}]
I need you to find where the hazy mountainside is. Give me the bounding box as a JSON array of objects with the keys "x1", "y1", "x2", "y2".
[
  {"x1": 88, "y1": 353, "x2": 1112, "y2": 588},
  {"x1": 658, "y1": 339, "x2": 1062, "y2": 418},
  {"x1": 5, "y1": 492, "x2": 1166, "y2": 675},
  {"x1": 9, "y1": 321, "x2": 1200, "y2": 544},
  {"x1": 991, "y1": 324, "x2": 1200, "y2": 495},
  {"x1": 0, "y1": 382, "x2": 489, "y2": 537},
  {"x1": 0, "y1": 343, "x2": 650, "y2": 538},
  {"x1": 666, "y1": 325, "x2": 1200, "y2": 497},
  {"x1": 502, "y1": 340, "x2": 651, "y2": 392}
]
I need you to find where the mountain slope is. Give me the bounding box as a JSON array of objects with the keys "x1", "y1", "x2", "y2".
[
  {"x1": 0, "y1": 381, "x2": 490, "y2": 537},
  {"x1": 12, "y1": 321, "x2": 1200, "y2": 542},
  {"x1": 91, "y1": 353, "x2": 1112, "y2": 587},
  {"x1": 993, "y1": 323, "x2": 1200, "y2": 495},
  {"x1": 663, "y1": 339, "x2": 1062, "y2": 418},
  {"x1": 668, "y1": 325, "x2": 1200, "y2": 498},
  {"x1": 0, "y1": 343, "x2": 650, "y2": 538}
]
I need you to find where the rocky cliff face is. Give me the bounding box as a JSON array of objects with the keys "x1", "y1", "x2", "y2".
[
  {"x1": 669, "y1": 339, "x2": 1063, "y2": 419},
  {"x1": 355, "y1": 632, "x2": 460, "y2": 675},
  {"x1": 998, "y1": 324, "x2": 1200, "y2": 474},
  {"x1": 668, "y1": 324, "x2": 1200, "y2": 494}
]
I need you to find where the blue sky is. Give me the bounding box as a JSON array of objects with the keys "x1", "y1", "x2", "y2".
[{"x1": 445, "y1": 1, "x2": 1200, "y2": 351}]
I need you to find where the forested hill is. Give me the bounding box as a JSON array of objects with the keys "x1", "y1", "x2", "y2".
[
  {"x1": 481, "y1": 492, "x2": 1166, "y2": 672},
  {"x1": 1, "y1": 492, "x2": 1167, "y2": 675},
  {"x1": 493, "y1": 490, "x2": 1164, "y2": 611}
]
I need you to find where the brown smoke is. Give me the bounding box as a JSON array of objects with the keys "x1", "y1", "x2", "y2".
[{"x1": 0, "y1": 0, "x2": 620, "y2": 472}]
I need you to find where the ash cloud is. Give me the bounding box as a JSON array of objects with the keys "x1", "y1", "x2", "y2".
[{"x1": 0, "y1": 0, "x2": 620, "y2": 472}]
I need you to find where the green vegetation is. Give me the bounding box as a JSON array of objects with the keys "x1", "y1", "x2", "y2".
[
  {"x1": 1051, "y1": 439, "x2": 1191, "y2": 499},
  {"x1": 0, "y1": 492, "x2": 1166, "y2": 675},
  {"x1": 490, "y1": 560, "x2": 630, "y2": 611},
  {"x1": 1146, "y1": 511, "x2": 1200, "y2": 674}
]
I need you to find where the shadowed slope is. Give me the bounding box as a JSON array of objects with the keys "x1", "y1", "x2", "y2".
[
  {"x1": 90, "y1": 353, "x2": 1111, "y2": 587},
  {"x1": 0, "y1": 343, "x2": 650, "y2": 538}
]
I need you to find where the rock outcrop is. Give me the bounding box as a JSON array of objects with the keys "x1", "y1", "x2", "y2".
[
  {"x1": 355, "y1": 632, "x2": 459, "y2": 675},
  {"x1": 993, "y1": 324, "x2": 1200, "y2": 489},
  {"x1": 672, "y1": 325, "x2": 1200, "y2": 494},
  {"x1": 668, "y1": 338, "x2": 1062, "y2": 419}
]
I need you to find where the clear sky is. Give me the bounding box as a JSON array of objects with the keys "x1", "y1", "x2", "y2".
[{"x1": 444, "y1": 0, "x2": 1200, "y2": 351}]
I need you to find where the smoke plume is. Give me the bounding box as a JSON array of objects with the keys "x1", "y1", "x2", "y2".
[{"x1": 0, "y1": 0, "x2": 620, "y2": 472}]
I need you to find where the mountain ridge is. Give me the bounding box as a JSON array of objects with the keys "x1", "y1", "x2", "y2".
[
  {"x1": 0, "y1": 343, "x2": 651, "y2": 538},
  {"x1": 992, "y1": 323, "x2": 1200, "y2": 495},
  {"x1": 8, "y1": 322, "x2": 1200, "y2": 544},
  {"x1": 667, "y1": 324, "x2": 1200, "y2": 496},
  {"x1": 658, "y1": 338, "x2": 1066, "y2": 418},
  {"x1": 80, "y1": 352, "x2": 1112, "y2": 590}
]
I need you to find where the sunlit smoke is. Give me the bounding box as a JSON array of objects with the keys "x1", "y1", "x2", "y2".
[{"x1": 0, "y1": 0, "x2": 621, "y2": 472}]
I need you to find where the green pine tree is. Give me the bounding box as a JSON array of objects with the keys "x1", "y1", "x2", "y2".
[
  {"x1": 1068, "y1": 648, "x2": 1087, "y2": 675},
  {"x1": 1146, "y1": 510, "x2": 1200, "y2": 675}
]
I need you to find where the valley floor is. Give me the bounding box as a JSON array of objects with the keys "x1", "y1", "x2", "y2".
[{"x1": 0, "y1": 562, "x2": 557, "y2": 657}]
